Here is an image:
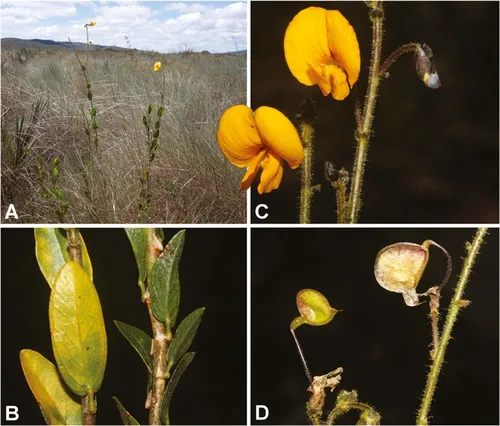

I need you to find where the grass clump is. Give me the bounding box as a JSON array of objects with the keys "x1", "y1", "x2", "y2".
[{"x1": 1, "y1": 46, "x2": 246, "y2": 223}]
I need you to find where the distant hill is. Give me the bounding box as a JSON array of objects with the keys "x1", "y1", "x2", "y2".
[
  {"x1": 1, "y1": 38, "x2": 246, "y2": 55},
  {"x1": 1, "y1": 37, "x2": 126, "y2": 51},
  {"x1": 227, "y1": 50, "x2": 246, "y2": 56}
]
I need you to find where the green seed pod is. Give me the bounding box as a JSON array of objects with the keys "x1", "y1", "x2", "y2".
[{"x1": 291, "y1": 289, "x2": 340, "y2": 330}]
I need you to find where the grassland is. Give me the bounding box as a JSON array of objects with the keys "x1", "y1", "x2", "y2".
[{"x1": 1, "y1": 45, "x2": 246, "y2": 223}]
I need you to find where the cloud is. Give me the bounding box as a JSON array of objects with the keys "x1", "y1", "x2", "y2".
[
  {"x1": 0, "y1": 1, "x2": 247, "y2": 53},
  {"x1": 162, "y1": 3, "x2": 212, "y2": 14},
  {"x1": 1, "y1": 1, "x2": 77, "y2": 20},
  {"x1": 32, "y1": 25, "x2": 60, "y2": 37}
]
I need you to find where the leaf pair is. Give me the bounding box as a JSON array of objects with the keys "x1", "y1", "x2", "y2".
[{"x1": 21, "y1": 229, "x2": 107, "y2": 425}]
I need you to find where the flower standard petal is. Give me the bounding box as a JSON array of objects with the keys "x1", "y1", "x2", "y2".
[
  {"x1": 254, "y1": 106, "x2": 303, "y2": 169},
  {"x1": 284, "y1": 7, "x2": 330, "y2": 87},
  {"x1": 217, "y1": 105, "x2": 264, "y2": 167},
  {"x1": 326, "y1": 10, "x2": 361, "y2": 89},
  {"x1": 257, "y1": 151, "x2": 284, "y2": 194}
]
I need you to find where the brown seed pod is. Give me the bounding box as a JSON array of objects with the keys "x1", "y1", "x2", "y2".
[{"x1": 374, "y1": 242, "x2": 429, "y2": 306}]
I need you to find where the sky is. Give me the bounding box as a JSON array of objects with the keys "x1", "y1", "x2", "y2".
[{"x1": 0, "y1": 1, "x2": 247, "y2": 53}]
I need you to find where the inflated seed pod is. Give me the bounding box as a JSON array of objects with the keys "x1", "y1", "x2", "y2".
[
  {"x1": 291, "y1": 288, "x2": 340, "y2": 330},
  {"x1": 374, "y1": 242, "x2": 429, "y2": 306}
]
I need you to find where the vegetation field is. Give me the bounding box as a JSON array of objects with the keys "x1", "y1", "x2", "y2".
[{"x1": 1, "y1": 45, "x2": 246, "y2": 223}]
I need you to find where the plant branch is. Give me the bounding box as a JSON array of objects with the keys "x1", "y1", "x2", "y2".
[
  {"x1": 346, "y1": 1, "x2": 384, "y2": 223},
  {"x1": 67, "y1": 228, "x2": 97, "y2": 426},
  {"x1": 327, "y1": 390, "x2": 381, "y2": 425},
  {"x1": 82, "y1": 392, "x2": 96, "y2": 426},
  {"x1": 299, "y1": 122, "x2": 314, "y2": 224},
  {"x1": 416, "y1": 227, "x2": 488, "y2": 425},
  {"x1": 146, "y1": 293, "x2": 169, "y2": 425},
  {"x1": 379, "y1": 42, "x2": 420, "y2": 77}
]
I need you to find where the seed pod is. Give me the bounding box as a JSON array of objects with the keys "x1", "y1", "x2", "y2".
[
  {"x1": 415, "y1": 44, "x2": 441, "y2": 89},
  {"x1": 374, "y1": 242, "x2": 429, "y2": 306},
  {"x1": 291, "y1": 289, "x2": 340, "y2": 330}
]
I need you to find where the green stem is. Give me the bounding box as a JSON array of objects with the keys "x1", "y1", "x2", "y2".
[
  {"x1": 416, "y1": 227, "x2": 488, "y2": 425},
  {"x1": 347, "y1": 1, "x2": 384, "y2": 223},
  {"x1": 299, "y1": 122, "x2": 314, "y2": 224}
]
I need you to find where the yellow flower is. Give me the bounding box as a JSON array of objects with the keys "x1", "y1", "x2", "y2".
[
  {"x1": 217, "y1": 105, "x2": 304, "y2": 194},
  {"x1": 284, "y1": 7, "x2": 360, "y2": 100},
  {"x1": 153, "y1": 62, "x2": 161, "y2": 72},
  {"x1": 90, "y1": 21, "x2": 96, "y2": 27}
]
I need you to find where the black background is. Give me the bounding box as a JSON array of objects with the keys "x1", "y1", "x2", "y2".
[
  {"x1": 251, "y1": 228, "x2": 499, "y2": 424},
  {"x1": 1, "y1": 228, "x2": 247, "y2": 425},
  {"x1": 250, "y1": 2, "x2": 499, "y2": 223}
]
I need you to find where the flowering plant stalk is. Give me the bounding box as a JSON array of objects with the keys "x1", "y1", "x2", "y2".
[
  {"x1": 68, "y1": 21, "x2": 100, "y2": 209},
  {"x1": 293, "y1": 1, "x2": 440, "y2": 223},
  {"x1": 139, "y1": 62, "x2": 166, "y2": 222}
]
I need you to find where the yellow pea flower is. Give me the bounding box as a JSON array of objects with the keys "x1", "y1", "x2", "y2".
[
  {"x1": 153, "y1": 62, "x2": 161, "y2": 71},
  {"x1": 217, "y1": 105, "x2": 304, "y2": 194},
  {"x1": 284, "y1": 7, "x2": 360, "y2": 100},
  {"x1": 90, "y1": 21, "x2": 96, "y2": 27}
]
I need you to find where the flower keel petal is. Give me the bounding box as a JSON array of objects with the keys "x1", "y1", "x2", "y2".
[{"x1": 258, "y1": 151, "x2": 284, "y2": 194}]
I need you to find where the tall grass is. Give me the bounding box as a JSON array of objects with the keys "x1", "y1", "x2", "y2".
[{"x1": 1, "y1": 47, "x2": 246, "y2": 223}]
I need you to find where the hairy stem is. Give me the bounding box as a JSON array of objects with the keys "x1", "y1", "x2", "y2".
[
  {"x1": 416, "y1": 227, "x2": 488, "y2": 424},
  {"x1": 327, "y1": 401, "x2": 380, "y2": 425},
  {"x1": 347, "y1": 1, "x2": 384, "y2": 223},
  {"x1": 379, "y1": 42, "x2": 420, "y2": 77},
  {"x1": 299, "y1": 122, "x2": 314, "y2": 224}
]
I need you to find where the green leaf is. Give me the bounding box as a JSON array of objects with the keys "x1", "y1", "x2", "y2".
[
  {"x1": 49, "y1": 261, "x2": 107, "y2": 396},
  {"x1": 20, "y1": 349, "x2": 83, "y2": 425},
  {"x1": 35, "y1": 228, "x2": 93, "y2": 288},
  {"x1": 157, "y1": 106, "x2": 164, "y2": 118},
  {"x1": 150, "y1": 230, "x2": 186, "y2": 330},
  {"x1": 166, "y1": 307, "x2": 204, "y2": 377},
  {"x1": 113, "y1": 396, "x2": 140, "y2": 425},
  {"x1": 125, "y1": 229, "x2": 148, "y2": 298},
  {"x1": 160, "y1": 352, "x2": 195, "y2": 425},
  {"x1": 114, "y1": 320, "x2": 153, "y2": 372}
]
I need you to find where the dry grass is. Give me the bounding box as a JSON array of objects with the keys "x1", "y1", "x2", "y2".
[{"x1": 1, "y1": 47, "x2": 246, "y2": 223}]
